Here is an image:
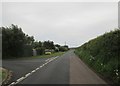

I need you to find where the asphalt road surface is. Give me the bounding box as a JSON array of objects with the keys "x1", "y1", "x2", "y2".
[{"x1": 2, "y1": 50, "x2": 107, "y2": 85}]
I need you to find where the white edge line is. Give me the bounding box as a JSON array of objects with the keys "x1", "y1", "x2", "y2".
[
  {"x1": 10, "y1": 82, "x2": 16, "y2": 84},
  {"x1": 45, "y1": 56, "x2": 58, "y2": 62},
  {"x1": 46, "y1": 61, "x2": 49, "y2": 64},
  {"x1": 31, "y1": 70, "x2": 36, "y2": 73},
  {"x1": 16, "y1": 77, "x2": 24, "y2": 82},
  {"x1": 8, "y1": 82, "x2": 16, "y2": 86},
  {"x1": 42, "y1": 64, "x2": 45, "y2": 66},
  {"x1": 39, "y1": 65, "x2": 43, "y2": 68},
  {"x1": 9, "y1": 56, "x2": 59, "y2": 85},
  {"x1": 48, "y1": 60, "x2": 51, "y2": 62},
  {"x1": 44, "y1": 62, "x2": 48, "y2": 65},
  {"x1": 45, "y1": 59, "x2": 49, "y2": 61},
  {"x1": 25, "y1": 73, "x2": 31, "y2": 77},
  {"x1": 35, "y1": 68, "x2": 39, "y2": 71}
]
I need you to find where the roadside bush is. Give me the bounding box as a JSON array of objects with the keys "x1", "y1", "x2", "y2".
[
  {"x1": 22, "y1": 45, "x2": 33, "y2": 57},
  {"x1": 59, "y1": 46, "x2": 68, "y2": 52},
  {"x1": 36, "y1": 48, "x2": 45, "y2": 55},
  {"x1": 2, "y1": 24, "x2": 35, "y2": 59},
  {"x1": 75, "y1": 29, "x2": 120, "y2": 84}
]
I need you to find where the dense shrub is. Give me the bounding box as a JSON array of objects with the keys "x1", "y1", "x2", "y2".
[
  {"x1": 2, "y1": 24, "x2": 34, "y2": 58},
  {"x1": 22, "y1": 45, "x2": 33, "y2": 57},
  {"x1": 36, "y1": 48, "x2": 45, "y2": 55},
  {"x1": 75, "y1": 29, "x2": 120, "y2": 84}
]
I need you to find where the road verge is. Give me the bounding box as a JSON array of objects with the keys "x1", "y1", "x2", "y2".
[{"x1": 1, "y1": 68, "x2": 12, "y2": 85}]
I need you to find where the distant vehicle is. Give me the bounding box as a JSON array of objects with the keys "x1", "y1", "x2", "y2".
[
  {"x1": 45, "y1": 49, "x2": 52, "y2": 55},
  {"x1": 45, "y1": 51, "x2": 52, "y2": 55}
]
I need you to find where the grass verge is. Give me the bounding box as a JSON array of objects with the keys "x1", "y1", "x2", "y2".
[
  {"x1": 74, "y1": 49, "x2": 119, "y2": 84},
  {"x1": 0, "y1": 68, "x2": 7, "y2": 83},
  {"x1": 13, "y1": 51, "x2": 65, "y2": 60},
  {"x1": 32, "y1": 52, "x2": 65, "y2": 58}
]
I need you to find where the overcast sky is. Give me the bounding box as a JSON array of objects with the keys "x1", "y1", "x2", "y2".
[{"x1": 2, "y1": 2, "x2": 118, "y2": 47}]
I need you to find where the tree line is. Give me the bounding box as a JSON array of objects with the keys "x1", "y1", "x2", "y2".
[{"x1": 1, "y1": 24, "x2": 69, "y2": 59}]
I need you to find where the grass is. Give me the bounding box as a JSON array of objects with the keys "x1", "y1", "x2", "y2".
[
  {"x1": 32, "y1": 52, "x2": 65, "y2": 58},
  {"x1": 0, "y1": 69, "x2": 7, "y2": 82},
  {"x1": 74, "y1": 49, "x2": 119, "y2": 84},
  {"x1": 0, "y1": 70, "x2": 2, "y2": 82},
  {"x1": 15, "y1": 51, "x2": 65, "y2": 60}
]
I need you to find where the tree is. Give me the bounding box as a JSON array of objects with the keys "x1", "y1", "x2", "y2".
[
  {"x1": 33, "y1": 41, "x2": 42, "y2": 49},
  {"x1": 25, "y1": 35, "x2": 34, "y2": 45},
  {"x1": 43, "y1": 40, "x2": 55, "y2": 49},
  {"x1": 2, "y1": 24, "x2": 34, "y2": 58},
  {"x1": 55, "y1": 44, "x2": 60, "y2": 48}
]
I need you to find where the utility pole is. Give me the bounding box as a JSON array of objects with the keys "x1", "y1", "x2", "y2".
[{"x1": 65, "y1": 41, "x2": 66, "y2": 46}]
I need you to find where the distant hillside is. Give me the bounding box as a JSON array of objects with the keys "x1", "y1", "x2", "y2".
[{"x1": 75, "y1": 29, "x2": 120, "y2": 84}]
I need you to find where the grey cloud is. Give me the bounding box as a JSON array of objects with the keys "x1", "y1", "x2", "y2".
[{"x1": 2, "y1": 2, "x2": 118, "y2": 47}]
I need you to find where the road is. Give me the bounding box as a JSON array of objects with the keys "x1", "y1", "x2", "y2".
[{"x1": 2, "y1": 50, "x2": 107, "y2": 85}]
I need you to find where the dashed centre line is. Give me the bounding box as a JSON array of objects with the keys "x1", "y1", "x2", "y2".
[{"x1": 8, "y1": 56, "x2": 59, "y2": 86}]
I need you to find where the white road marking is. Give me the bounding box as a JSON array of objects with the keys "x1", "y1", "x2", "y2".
[
  {"x1": 10, "y1": 82, "x2": 16, "y2": 84},
  {"x1": 42, "y1": 64, "x2": 45, "y2": 66},
  {"x1": 45, "y1": 56, "x2": 59, "y2": 62},
  {"x1": 31, "y1": 70, "x2": 36, "y2": 73},
  {"x1": 51, "y1": 58, "x2": 54, "y2": 60},
  {"x1": 45, "y1": 59, "x2": 50, "y2": 62},
  {"x1": 16, "y1": 77, "x2": 24, "y2": 82},
  {"x1": 55, "y1": 56, "x2": 58, "y2": 59},
  {"x1": 35, "y1": 68, "x2": 39, "y2": 71},
  {"x1": 25, "y1": 73, "x2": 31, "y2": 77},
  {"x1": 49, "y1": 59, "x2": 53, "y2": 62},
  {"x1": 46, "y1": 61, "x2": 49, "y2": 64},
  {"x1": 8, "y1": 56, "x2": 59, "y2": 86},
  {"x1": 44, "y1": 62, "x2": 48, "y2": 65},
  {"x1": 8, "y1": 82, "x2": 16, "y2": 86},
  {"x1": 39, "y1": 65, "x2": 43, "y2": 68}
]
